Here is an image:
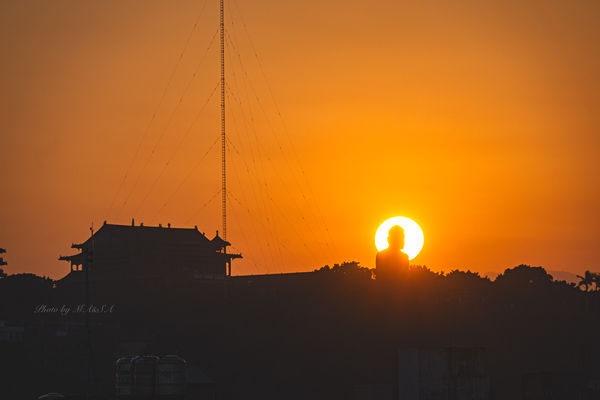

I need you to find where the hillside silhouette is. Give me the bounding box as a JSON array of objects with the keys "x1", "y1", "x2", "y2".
[{"x1": 1, "y1": 262, "x2": 599, "y2": 399}]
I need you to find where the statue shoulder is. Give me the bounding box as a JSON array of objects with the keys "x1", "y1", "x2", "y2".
[{"x1": 376, "y1": 248, "x2": 391, "y2": 262}]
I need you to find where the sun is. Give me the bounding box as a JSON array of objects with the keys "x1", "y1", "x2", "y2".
[{"x1": 375, "y1": 216, "x2": 424, "y2": 260}]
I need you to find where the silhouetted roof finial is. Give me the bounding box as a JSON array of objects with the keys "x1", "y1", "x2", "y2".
[{"x1": 211, "y1": 231, "x2": 231, "y2": 249}]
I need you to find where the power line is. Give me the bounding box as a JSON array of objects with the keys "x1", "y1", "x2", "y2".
[
  {"x1": 105, "y1": 1, "x2": 210, "y2": 220},
  {"x1": 223, "y1": 32, "x2": 325, "y2": 268},
  {"x1": 228, "y1": 0, "x2": 338, "y2": 257},
  {"x1": 115, "y1": 28, "x2": 220, "y2": 220},
  {"x1": 224, "y1": 88, "x2": 285, "y2": 271},
  {"x1": 133, "y1": 82, "x2": 220, "y2": 217},
  {"x1": 224, "y1": 82, "x2": 289, "y2": 270},
  {"x1": 185, "y1": 188, "x2": 222, "y2": 225},
  {"x1": 225, "y1": 125, "x2": 319, "y2": 270},
  {"x1": 155, "y1": 135, "x2": 220, "y2": 218}
]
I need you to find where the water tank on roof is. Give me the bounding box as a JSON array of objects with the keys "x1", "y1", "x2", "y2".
[
  {"x1": 116, "y1": 357, "x2": 134, "y2": 398},
  {"x1": 157, "y1": 355, "x2": 187, "y2": 398},
  {"x1": 133, "y1": 355, "x2": 159, "y2": 397}
]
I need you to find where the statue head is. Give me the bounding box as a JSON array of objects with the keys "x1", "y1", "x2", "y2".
[{"x1": 387, "y1": 225, "x2": 405, "y2": 250}]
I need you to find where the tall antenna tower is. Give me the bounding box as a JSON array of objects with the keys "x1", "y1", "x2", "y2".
[{"x1": 220, "y1": 0, "x2": 227, "y2": 240}]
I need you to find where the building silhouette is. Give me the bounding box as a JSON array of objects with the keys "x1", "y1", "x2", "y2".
[{"x1": 58, "y1": 221, "x2": 241, "y2": 285}]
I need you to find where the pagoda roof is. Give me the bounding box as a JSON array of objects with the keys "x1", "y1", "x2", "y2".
[
  {"x1": 59, "y1": 222, "x2": 242, "y2": 262},
  {"x1": 210, "y1": 232, "x2": 231, "y2": 249},
  {"x1": 58, "y1": 253, "x2": 86, "y2": 263},
  {"x1": 72, "y1": 222, "x2": 213, "y2": 248}
]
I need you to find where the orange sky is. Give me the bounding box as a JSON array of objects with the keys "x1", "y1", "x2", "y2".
[{"x1": 0, "y1": 0, "x2": 598, "y2": 279}]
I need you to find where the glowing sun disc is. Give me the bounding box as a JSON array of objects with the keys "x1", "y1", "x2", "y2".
[{"x1": 375, "y1": 216, "x2": 424, "y2": 260}]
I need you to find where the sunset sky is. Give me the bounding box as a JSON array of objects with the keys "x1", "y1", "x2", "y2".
[{"x1": 1, "y1": 0, "x2": 598, "y2": 279}]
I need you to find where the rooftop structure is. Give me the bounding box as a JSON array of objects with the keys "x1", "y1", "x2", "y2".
[{"x1": 58, "y1": 221, "x2": 241, "y2": 283}]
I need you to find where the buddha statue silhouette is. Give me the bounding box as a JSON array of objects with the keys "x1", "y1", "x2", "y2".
[{"x1": 376, "y1": 225, "x2": 410, "y2": 280}]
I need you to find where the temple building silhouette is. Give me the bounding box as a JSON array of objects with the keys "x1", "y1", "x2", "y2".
[{"x1": 58, "y1": 221, "x2": 241, "y2": 284}]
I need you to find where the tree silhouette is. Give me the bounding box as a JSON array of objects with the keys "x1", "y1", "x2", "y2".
[
  {"x1": 576, "y1": 270, "x2": 599, "y2": 292},
  {"x1": 0, "y1": 268, "x2": 6, "y2": 279},
  {"x1": 445, "y1": 269, "x2": 489, "y2": 282},
  {"x1": 495, "y1": 265, "x2": 554, "y2": 287},
  {"x1": 0, "y1": 247, "x2": 6, "y2": 269},
  {"x1": 314, "y1": 261, "x2": 373, "y2": 280},
  {"x1": 593, "y1": 273, "x2": 600, "y2": 291}
]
